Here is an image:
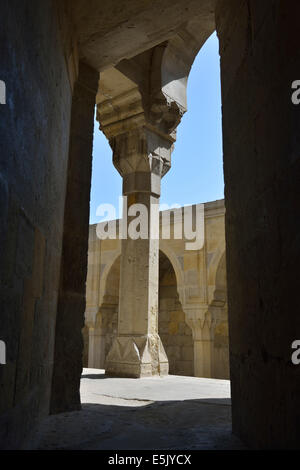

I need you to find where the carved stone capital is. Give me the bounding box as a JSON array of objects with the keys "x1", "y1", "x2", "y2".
[
  {"x1": 185, "y1": 307, "x2": 217, "y2": 341},
  {"x1": 95, "y1": 41, "x2": 190, "y2": 182},
  {"x1": 109, "y1": 126, "x2": 173, "y2": 185}
]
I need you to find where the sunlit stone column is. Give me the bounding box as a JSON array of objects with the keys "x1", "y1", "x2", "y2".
[
  {"x1": 186, "y1": 308, "x2": 215, "y2": 378},
  {"x1": 96, "y1": 45, "x2": 187, "y2": 376},
  {"x1": 105, "y1": 127, "x2": 172, "y2": 377}
]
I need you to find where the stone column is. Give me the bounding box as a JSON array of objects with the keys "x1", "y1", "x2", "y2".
[
  {"x1": 88, "y1": 327, "x2": 106, "y2": 368},
  {"x1": 97, "y1": 47, "x2": 186, "y2": 377},
  {"x1": 105, "y1": 127, "x2": 172, "y2": 377},
  {"x1": 186, "y1": 308, "x2": 215, "y2": 378}
]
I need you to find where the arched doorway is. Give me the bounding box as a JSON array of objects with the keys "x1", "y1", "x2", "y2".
[
  {"x1": 92, "y1": 255, "x2": 120, "y2": 369},
  {"x1": 159, "y1": 251, "x2": 194, "y2": 376},
  {"x1": 100, "y1": 255, "x2": 120, "y2": 361},
  {"x1": 210, "y1": 252, "x2": 229, "y2": 379},
  {"x1": 92, "y1": 250, "x2": 194, "y2": 376}
]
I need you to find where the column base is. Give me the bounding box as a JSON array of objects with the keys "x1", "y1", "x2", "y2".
[{"x1": 105, "y1": 334, "x2": 169, "y2": 378}]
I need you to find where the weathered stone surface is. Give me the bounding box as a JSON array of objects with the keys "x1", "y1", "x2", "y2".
[
  {"x1": 85, "y1": 201, "x2": 228, "y2": 379},
  {"x1": 96, "y1": 46, "x2": 188, "y2": 378},
  {"x1": 50, "y1": 62, "x2": 99, "y2": 414},
  {"x1": 73, "y1": 0, "x2": 215, "y2": 71},
  {"x1": 216, "y1": 0, "x2": 300, "y2": 449},
  {"x1": 106, "y1": 334, "x2": 169, "y2": 378},
  {"x1": 0, "y1": 0, "x2": 73, "y2": 449}
]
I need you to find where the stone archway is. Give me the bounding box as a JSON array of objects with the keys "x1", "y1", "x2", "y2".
[
  {"x1": 89, "y1": 255, "x2": 121, "y2": 369},
  {"x1": 98, "y1": 255, "x2": 120, "y2": 364},
  {"x1": 210, "y1": 252, "x2": 229, "y2": 379},
  {"x1": 89, "y1": 249, "x2": 195, "y2": 376},
  {"x1": 158, "y1": 251, "x2": 194, "y2": 376}
]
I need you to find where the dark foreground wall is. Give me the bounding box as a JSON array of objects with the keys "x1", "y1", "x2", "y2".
[
  {"x1": 216, "y1": 0, "x2": 300, "y2": 449},
  {"x1": 0, "y1": 0, "x2": 73, "y2": 449},
  {"x1": 50, "y1": 62, "x2": 98, "y2": 414}
]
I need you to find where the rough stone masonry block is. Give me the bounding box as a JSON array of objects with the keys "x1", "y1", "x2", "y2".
[{"x1": 216, "y1": 0, "x2": 300, "y2": 449}]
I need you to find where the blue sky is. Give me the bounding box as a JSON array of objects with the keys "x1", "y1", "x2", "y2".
[{"x1": 89, "y1": 32, "x2": 223, "y2": 224}]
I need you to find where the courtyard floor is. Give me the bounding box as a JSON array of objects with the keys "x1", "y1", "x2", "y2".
[{"x1": 31, "y1": 368, "x2": 245, "y2": 450}]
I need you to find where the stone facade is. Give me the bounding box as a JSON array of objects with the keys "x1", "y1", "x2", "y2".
[{"x1": 85, "y1": 199, "x2": 229, "y2": 379}]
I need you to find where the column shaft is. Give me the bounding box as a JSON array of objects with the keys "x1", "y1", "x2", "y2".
[{"x1": 105, "y1": 129, "x2": 170, "y2": 377}]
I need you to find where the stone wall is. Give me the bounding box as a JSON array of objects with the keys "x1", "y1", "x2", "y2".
[
  {"x1": 0, "y1": 0, "x2": 74, "y2": 449},
  {"x1": 216, "y1": 0, "x2": 300, "y2": 448},
  {"x1": 100, "y1": 256, "x2": 120, "y2": 363},
  {"x1": 50, "y1": 61, "x2": 98, "y2": 415},
  {"x1": 85, "y1": 200, "x2": 228, "y2": 379}
]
